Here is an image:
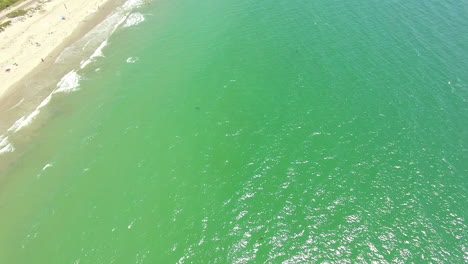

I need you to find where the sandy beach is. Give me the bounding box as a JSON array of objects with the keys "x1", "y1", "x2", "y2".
[
  {"x1": 0, "y1": 0, "x2": 131, "y2": 164},
  {"x1": 0, "y1": 0, "x2": 115, "y2": 99}
]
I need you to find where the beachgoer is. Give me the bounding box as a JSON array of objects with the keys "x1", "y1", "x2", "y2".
[
  {"x1": 41, "y1": 58, "x2": 44, "y2": 62},
  {"x1": 5, "y1": 68, "x2": 11, "y2": 72}
]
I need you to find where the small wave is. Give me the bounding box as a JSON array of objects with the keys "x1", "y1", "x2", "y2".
[
  {"x1": 54, "y1": 70, "x2": 81, "y2": 94},
  {"x1": 8, "y1": 71, "x2": 80, "y2": 133},
  {"x1": 123, "y1": 13, "x2": 145, "y2": 27},
  {"x1": 8, "y1": 94, "x2": 51, "y2": 133},
  {"x1": 80, "y1": 40, "x2": 108, "y2": 69},
  {"x1": 126, "y1": 57, "x2": 139, "y2": 63},
  {"x1": 58, "y1": 0, "x2": 143, "y2": 64},
  {"x1": 8, "y1": 109, "x2": 41, "y2": 133},
  {"x1": 37, "y1": 95, "x2": 52, "y2": 108},
  {"x1": 121, "y1": 0, "x2": 144, "y2": 11},
  {"x1": 112, "y1": 15, "x2": 128, "y2": 33},
  {"x1": 0, "y1": 135, "x2": 15, "y2": 154},
  {"x1": 42, "y1": 163, "x2": 53, "y2": 171},
  {"x1": 4, "y1": 0, "x2": 142, "y2": 136},
  {"x1": 91, "y1": 40, "x2": 108, "y2": 58}
]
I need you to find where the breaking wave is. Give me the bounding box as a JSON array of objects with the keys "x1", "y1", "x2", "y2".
[
  {"x1": 0, "y1": 135, "x2": 15, "y2": 154},
  {"x1": 126, "y1": 57, "x2": 139, "y2": 63},
  {"x1": 57, "y1": 0, "x2": 144, "y2": 65},
  {"x1": 54, "y1": 70, "x2": 81, "y2": 93},
  {"x1": 123, "y1": 13, "x2": 145, "y2": 27},
  {"x1": 1, "y1": 0, "x2": 144, "y2": 154},
  {"x1": 8, "y1": 70, "x2": 80, "y2": 134},
  {"x1": 80, "y1": 40, "x2": 108, "y2": 69}
]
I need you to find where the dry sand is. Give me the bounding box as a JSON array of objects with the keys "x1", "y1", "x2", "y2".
[
  {"x1": 0, "y1": 0, "x2": 114, "y2": 98},
  {"x1": 0, "y1": 0, "x2": 125, "y2": 166}
]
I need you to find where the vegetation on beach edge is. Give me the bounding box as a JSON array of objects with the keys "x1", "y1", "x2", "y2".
[
  {"x1": 0, "y1": 0, "x2": 24, "y2": 12},
  {"x1": 0, "y1": 20, "x2": 11, "y2": 31},
  {"x1": 6, "y1": 8, "x2": 27, "y2": 17}
]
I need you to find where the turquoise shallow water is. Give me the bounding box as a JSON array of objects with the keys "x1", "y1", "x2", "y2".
[{"x1": 0, "y1": 0, "x2": 467, "y2": 263}]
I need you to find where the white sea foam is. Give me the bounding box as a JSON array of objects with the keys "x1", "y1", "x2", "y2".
[
  {"x1": 112, "y1": 15, "x2": 128, "y2": 33},
  {"x1": 121, "y1": 0, "x2": 144, "y2": 11},
  {"x1": 8, "y1": 94, "x2": 52, "y2": 133},
  {"x1": 8, "y1": 117, "x2": 26, "y2": 133},
  {"x1": 91, "y1": 40, "x2": 108, "y2": 58},
  {"x1": 62, "y1": 15, "x2": 118, "y2": 61},
  {"x1": 80, "y1": 40, "x2": 108, "y2": 69},
  {"x1": 8, "y1": 110, "x2": 41, "y2": 133},
  {"x1": 37, "y1": 95, "x2": 52, "y2": 108},
  {"x1": 0, "y1": 143, "x2": 14, "y2": 154},
  {"x1": 123, "y1": 13, "x2": 145, "y2": 27},
  {"x1": 5, "y1": 0, "x2": 143, "y2": 134},
  {"x1": 42, "y1": 163, "x2": 53, "y2": 171},
  {"x1": 54, "y1": 70, "x2": 81, "y2": 93},
  {"x1": 126, "y1": 57, "x2": 138, "y2": 63},
  {"x1": 57, "y1": 0, "x2": 138, "y2": 64},
  {"x1": 0, "y1": 135, "x2": 15, "y2": 154},
  {"x1": 80, "y1": 59, "x2": 91, "y2": 68},
  {"x1": 7, "y1": 71, "x2": 79, "y2": 133},
  {"x1": 57, "y1": 0, "x2": 145, "y2": 65}
]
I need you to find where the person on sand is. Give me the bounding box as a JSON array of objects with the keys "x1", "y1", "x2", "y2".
[
  {"x1": 5, "y1": 68, "x2": 11, "y2": 72},
  {"x1": 41, "y1": 58, "x2": 44, "y2": 62}
]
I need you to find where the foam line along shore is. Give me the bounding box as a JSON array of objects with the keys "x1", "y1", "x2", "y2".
[
  {"x1": 0, "y1": 0, "x2": 117, "y2": 97},
  {"x1": 0, "y1": 0, "x2": 146, "y2": 158}
]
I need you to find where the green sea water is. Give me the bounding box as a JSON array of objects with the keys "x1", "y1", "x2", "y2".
[{"x1": 0, "y1": 0, "x2": 467, "y2": 263}]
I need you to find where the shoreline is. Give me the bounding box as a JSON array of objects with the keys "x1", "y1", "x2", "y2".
[
  {"x1": 0, "y1": 0, "x2": 117, "y2": 99},
  {"x1": 0, "y1": 0, "x2": 135, "y2": 173}
]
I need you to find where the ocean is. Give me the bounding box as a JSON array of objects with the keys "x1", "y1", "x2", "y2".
[{"x1": 0, "y1": 0, "x2": 466, "y2": 263}]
